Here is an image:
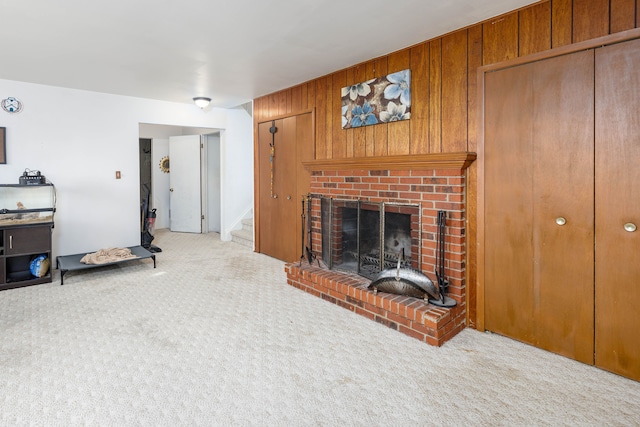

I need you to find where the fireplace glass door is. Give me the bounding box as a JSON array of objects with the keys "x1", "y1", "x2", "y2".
[{"x1": 319, "y1": 197, "x2": 420, "y2": 279}]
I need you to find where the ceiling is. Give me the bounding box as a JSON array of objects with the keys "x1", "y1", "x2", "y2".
[{"x1": 1, "y1": 0, "x2": 537, "y2": 109}]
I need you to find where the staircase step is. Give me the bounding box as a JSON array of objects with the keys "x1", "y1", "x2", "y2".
[
  {"x1": 241, "y1": 217, "x2": 253, "y2": 231},
  {"x1": 231, "y1": 227, "x2": 253, "y2": 248}
]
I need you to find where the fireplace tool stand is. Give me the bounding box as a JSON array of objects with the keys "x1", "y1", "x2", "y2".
[
  {"x1": 429, "y1": 210, "x2": 456, "y2": 308},
  {"x1": 300, "y1": 193, "x2": 318, "y2": 267}
]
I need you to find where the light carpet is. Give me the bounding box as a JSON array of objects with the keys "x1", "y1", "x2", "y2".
[{"x1": 1, "y1": 230, "x2": 639, "y2": 426}]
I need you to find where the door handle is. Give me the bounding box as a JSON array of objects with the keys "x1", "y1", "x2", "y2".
[
  {"x1": 9, "y1": 235, "x2": 12, "y2": 249},
  {"x1": 287, "y1": 195, "x2": 292, "y2": 200},
  {"x1": 555, "y1": 217, "x2": 566, "y2": 226},
  {"x1": 624, "y1": 223, "x2": 637, "y2": 232}
]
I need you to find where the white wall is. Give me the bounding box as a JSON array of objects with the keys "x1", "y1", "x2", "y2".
[
  {"x1": 0, "y1": 79, "x2": 253, "y2": 256},
  {"x1": 220, "y1": 108, "x2": 254, "y2": 241},
  {"x1": 206, "y1": 133, "x2": 221, "y2": 233}
]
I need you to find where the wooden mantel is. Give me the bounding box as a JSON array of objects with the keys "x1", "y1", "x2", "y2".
[{"x1": 302, "y1": 152, "x2": 476, "y2": 172}]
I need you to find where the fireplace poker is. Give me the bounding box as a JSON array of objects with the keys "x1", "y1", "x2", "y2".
[
  {"x1": 429, "y1": 210, "x2": 456, "y2": 308},
  {"x1": 299, "y1": 195, "x2": 306, "y2": 266},
  {"x1": 437, "y1": 210, "x2": 447, "y2": 294},
  {"x1": 305, "y1": 193, "x2": 318, "y2": 266}
]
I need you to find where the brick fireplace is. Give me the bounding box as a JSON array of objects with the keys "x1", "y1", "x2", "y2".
[{"x1": 285, "y1": 153, "x2": 476, "y2": 346}]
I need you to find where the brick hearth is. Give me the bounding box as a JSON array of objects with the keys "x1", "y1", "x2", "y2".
[
  {"x1": 285, "y1": 154, "x2": 475, "y2": 346},
  {"x1": 286, "y1": 262, "x2": 465, "y2": 346}
]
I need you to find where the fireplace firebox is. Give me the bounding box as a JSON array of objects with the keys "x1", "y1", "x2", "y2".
[{"x1": 319, "y1": 196, "x2": 420, "y2": 280}]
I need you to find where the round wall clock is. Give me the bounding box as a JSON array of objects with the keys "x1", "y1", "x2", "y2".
[
  {"x1": 2, "y1": 97, "x2": 24, "y2": 114},
  {"x1": 159, "y1": 156, "x2": 170, "y2": 173}
]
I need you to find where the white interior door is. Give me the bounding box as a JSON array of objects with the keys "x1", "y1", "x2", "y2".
[
  {"x1": 206, "y1": 133, "x2": 221, "y2": 233},
  {"x1": 169, "y1": 135, "x2": 202, "y2": 233}
]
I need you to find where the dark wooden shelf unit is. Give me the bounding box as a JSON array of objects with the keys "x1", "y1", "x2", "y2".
[{"x1": 0, "y1": 223, "x2": 53, "y2": 290}]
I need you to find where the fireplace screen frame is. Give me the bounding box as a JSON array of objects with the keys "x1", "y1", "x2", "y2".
[{"x1": 318, "y1": 196, "x2": 421, "y2": 279}]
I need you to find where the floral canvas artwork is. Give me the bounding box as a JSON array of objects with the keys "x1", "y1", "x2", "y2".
[{"x1": 341, "y1": 69, "x2": 411, "y2": 129}]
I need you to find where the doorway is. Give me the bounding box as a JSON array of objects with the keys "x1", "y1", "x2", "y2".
[
  {"x1": 138, "y1": 125, "x2": 221, "y2": 237},
  {"x1": 139, "y1": 138, "x2": 153, "y2": 235}
]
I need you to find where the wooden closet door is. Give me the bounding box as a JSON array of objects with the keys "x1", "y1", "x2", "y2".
[
  {"x1": 257, "y1": 119, "x2": 281, "y2": 259},
  {"x1": 257, "y1": 113, "x2": 313, "y2": 263},
  {"x1": 531, "y1": 51, "x2": 594, "y2": 364},
  {"x1": 484, "y1": 63, "x2": 535, "y2": 343},
  {"x1": 595, "y1": 38, "x2": 640, "y2": 381},
  {"x1": 484, "y1": 50, "x2": 595, "y2": 362},
  {"x1": 295, "y1": 112, "x2": 314, "y2": 255},
  {"x1": 258, "y1": 118, "x2": 298, "y2": 262}
]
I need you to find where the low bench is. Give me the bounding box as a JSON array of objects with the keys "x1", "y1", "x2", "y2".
[{"x1": 56, "y1": 245, "x2": 156, "y2": 285}]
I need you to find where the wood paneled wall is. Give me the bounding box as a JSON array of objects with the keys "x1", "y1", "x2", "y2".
[
  {"x1": 253, "y1": 0, "x2": 640, "y2": 326},
  {"x1": 255, "y1": 1, "x2": 638, "y2": 154}
]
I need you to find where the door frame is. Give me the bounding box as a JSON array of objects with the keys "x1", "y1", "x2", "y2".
[
  {"x1": 475, "y1": 27, "x2": 640, "y2": 331},
  {"x1": 253, "y1": 109, "x2": 315, "y2": 255},
  {"x1": 138, "y1": 124, "x2": 221, "y2": 235}
]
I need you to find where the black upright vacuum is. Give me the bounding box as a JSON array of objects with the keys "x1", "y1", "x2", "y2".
[{"x1": 141, "y1": 185, "x2": 162, "y2": 253}]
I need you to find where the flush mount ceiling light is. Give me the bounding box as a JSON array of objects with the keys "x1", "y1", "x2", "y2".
[{"x1": 193, "y1": 97, "x2": 211, "y2": 108}]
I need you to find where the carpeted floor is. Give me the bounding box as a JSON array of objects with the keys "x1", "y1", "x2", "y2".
[{"x1": 1, "y1": 229, "x2": 639, "y2": 426}]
